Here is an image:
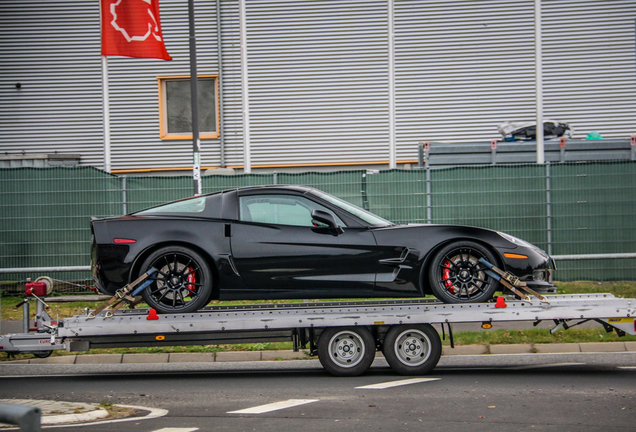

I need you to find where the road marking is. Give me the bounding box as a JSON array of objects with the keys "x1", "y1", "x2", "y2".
[
  {"x1": 355, "y1": 377, "x2": 441, "y2": 389},
  {"x1": 152, "y1": 429, "x2": 198, "y2": 432},
  {"x1": 507, "y1": 362, "x2": 585, "y2": 370},
  {"x1": 228, "y1": 399, "x2": 318, "y2": 414},
  {"x1": 618, "y1": 366, "x2": 636, "y2": 370}
]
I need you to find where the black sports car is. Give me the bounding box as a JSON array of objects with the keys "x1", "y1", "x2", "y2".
[{"x1": 91, "y1": 185, "x2": 555, "y2": 314}]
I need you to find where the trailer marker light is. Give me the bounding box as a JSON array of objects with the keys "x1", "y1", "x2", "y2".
[
  {"x1": 156, "y1": 335, "x2": 165, "y2": 341},
  {"x1": 481, "y1": 322, "x2": 493, "y2": 329},
  {"x1": 114, "y1": 238, "x2": 136, "y2": 244},
  {"x1": 504, "y1": 253, "x2": 528, "y2": 259}
]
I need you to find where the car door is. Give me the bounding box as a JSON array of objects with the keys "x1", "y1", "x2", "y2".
[{"x1": 228, "y1": 192, "x2": 379, "y2": 299}]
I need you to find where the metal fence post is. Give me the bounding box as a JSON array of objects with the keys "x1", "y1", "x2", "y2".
[
  {"x1": 426, "y1": 166, "x2": 432, "y2": 224},
  {"x1": 0, "y1": 402, "x2": 42, "y2": 432},
  {"x1": 121, "y1": 175, "x2": 127, "y2": 215},
  {"x1": 22, "y1": 301, "x2": 30, "y2": 333},
  {"x1": 545, "y1": 162, "x2": 552, "y2": 256}
]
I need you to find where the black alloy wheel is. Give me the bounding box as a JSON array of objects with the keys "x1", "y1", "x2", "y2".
[
  {"x1": 140, "y1": 246, "x2": 213, "y2": 314},
  {"x1": 428, "y1": 240, "x2": 498, "y2": 303}
]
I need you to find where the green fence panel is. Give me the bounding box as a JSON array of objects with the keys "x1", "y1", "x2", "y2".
[
  {"x1": 0, "y1": 167, "x2": 122, "y2": 284},
  {"x1": 203, "y1": 173, "x2": 275, "y2": 194},
  {"x1": 429, "y1": 164, "x2": 549, "y2": 249},
  {"x1": 365, "y1": 170, "x2": 428, "y2": 224},
  {"x1": 276, "y1": 171, "x2": 367, "y2": 207},
  {"x1": 1, "y1": 162, "x2": 635, "y2": 287},
  {"x1": 123, "y1": 175, "x2": 193, "y2": 214},
  {"x1": 550, "y1": 161, "x2": 636, "y2": 280}
]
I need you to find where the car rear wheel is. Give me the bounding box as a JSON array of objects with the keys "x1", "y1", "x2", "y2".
[
  {"x1": 140, "y1": 246, "x2": 212, "y2": 314},
  {"x1": 382, "y1": 324, "x2": 441, "y2": 375},
  {"x1": 428, "y1": 241, "x2": 498, "y2": 303},
  {"x1": 318, "y1": 327, "x2": 376, "y2": 377}
]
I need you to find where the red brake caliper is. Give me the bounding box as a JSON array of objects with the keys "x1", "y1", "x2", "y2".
[
  {"x1": 442, "y1": 260, "x2": 455, "y2": 293},
  {"x1": 187, "y1": 267, "x2": 196, "y2": 294}
]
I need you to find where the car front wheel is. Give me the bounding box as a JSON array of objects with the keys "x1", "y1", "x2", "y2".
[
  {"x1": 140, "y1": 246, "x2": 213, "y2": 314},
  {"x1": 428, "y1": 241, "x2": 498, "y2": 303}
]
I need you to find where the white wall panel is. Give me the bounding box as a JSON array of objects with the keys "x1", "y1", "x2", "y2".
[
  {"x1": 106, "y1": 0, "x2": 220, "y2": 171},
  {"x1": 0, "y1": 1, "x2": 104, "y2": 166},
  {"x1": 541, "y1": 0, "x2": 636, "y2": 139},
  {"x1": 2, "y1": 1, "x2": 635, "y2": 171},
  {"x1": 221, "y1": 0, "x2": 391, "y2": 168},
  {"x1": 393, "y1": 0, "x2": 536, "y2": 161}
]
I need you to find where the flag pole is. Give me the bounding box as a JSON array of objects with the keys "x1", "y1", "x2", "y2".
[
  {"x1": 100, "y1": 0, "x2": 111, "y2": 173},
  {"x1": 101, "y1": 56, "x2": 111, "y2": 173},
  {"x1": 188, "y1": 0, "x2": 202, "y2": 196}
]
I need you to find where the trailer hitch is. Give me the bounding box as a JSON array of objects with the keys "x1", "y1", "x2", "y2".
[{"x1": 478, "y1": 258, "x2": 549, "y2": 304}]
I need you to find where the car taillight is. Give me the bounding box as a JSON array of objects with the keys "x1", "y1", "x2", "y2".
[{"x1": 114, "y1": 238, "x2": 136, "y2": 244}]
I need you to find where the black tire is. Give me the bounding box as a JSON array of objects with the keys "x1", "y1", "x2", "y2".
[
  {"x1": 382, "y1": 324, "x2": 441, "y2": 375},
  {"x1": 317, "y1": 327, "x2": 376, "y2": 377},
  {"x1": 428, "y1": 240, "x2": 498, "y2": 303},
  {"x1": 32, "y1": 350, "x2": 53, "y2": 359},
  {"x1": 140, "y1": 246, "x2": 213, "y2": 314}
]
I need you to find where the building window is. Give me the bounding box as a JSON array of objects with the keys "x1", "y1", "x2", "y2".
[{"x1": 158, "y1": 75, "x2": 219, "y2": 140}]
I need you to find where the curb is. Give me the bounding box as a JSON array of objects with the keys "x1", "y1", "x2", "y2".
[
  {"x1": 5, "y1": 342, "x2": 636, "y2": 364},
  {"x1": 0, "y1": 399, "x2": 109, "y2": 425}
]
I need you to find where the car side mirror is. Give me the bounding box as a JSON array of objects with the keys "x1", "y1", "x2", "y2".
[{"x1": 311, "y1": 209, "x2": 344, "y2": 235}]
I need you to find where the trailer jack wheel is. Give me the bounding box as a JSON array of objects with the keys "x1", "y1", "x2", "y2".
[
  {"x1": 31, "y1": 350, "x2": 53, "y2": 359},
  {"x1": 318, "y1": 327, "x2": 375, "y2": 377},
  {"x1": 382, "y1": 324, "x2": 441, "y2": 375}
]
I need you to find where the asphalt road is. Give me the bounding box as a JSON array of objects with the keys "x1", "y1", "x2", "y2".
[{"x1": 1, "y1": 353, "x2": 635, "y2": 432}]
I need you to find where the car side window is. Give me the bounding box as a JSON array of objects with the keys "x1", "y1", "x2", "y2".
[{"x1": 239, "y1": 194, "x2": 345, "y2": 227}]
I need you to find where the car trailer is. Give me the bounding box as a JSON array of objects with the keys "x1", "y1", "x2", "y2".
[{"x1": 1, "y1": 271, "x2": 635, "y2": 377}]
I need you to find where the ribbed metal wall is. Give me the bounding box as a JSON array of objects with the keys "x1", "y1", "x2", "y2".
[
  {"x1": 105, "y1": 0, "x2": 221, "y2": 171},
  {"x1": 1, "y1": 1, "x2": 635, "y2": 171},
  {"x1": 0, "y1": 1, "x2": 104, "y2": 166},
  {"x1": 233, "y1": 0, "x2": 391, "y2": 167},
  {"x1": 542, "y1": 0, "x2": 636, "y2": 139},
  {"x1": 393, "y1": 0, "x2": 537, "y2": 160},
  {"x1": 218, "y1": 0, "x2": 244, "y2": 168}
]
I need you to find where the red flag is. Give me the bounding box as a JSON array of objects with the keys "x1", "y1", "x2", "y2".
[{"x1": 101, "y1": 0, "x2": 172, "y2": 60}]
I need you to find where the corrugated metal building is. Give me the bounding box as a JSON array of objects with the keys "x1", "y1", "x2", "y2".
[{"x1": 1, "y1": 0, "x2": 635, "y2": 173}]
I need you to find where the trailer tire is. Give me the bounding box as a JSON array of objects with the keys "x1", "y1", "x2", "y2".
[
  {"x1": 382, "y1": 324, "x2": 441, "y2": 375},
  {"x1": 140, "y1": 246, "x2": 212, "y2": 314},
  {"x1": 318, "y1": 327, "x2": 375, "y2": 377}
]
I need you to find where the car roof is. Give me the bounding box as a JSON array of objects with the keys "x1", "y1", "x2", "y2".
[{"x1": 215, "y1": 184, "x2": 316, "y2": 196}]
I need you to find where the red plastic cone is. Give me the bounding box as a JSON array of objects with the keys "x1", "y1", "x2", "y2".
[
  {"x1": 494, "y1": 296, "x2": 507, "y2": 308},
  {"x1": 147, "y1": 308, "x2": 159, "y2": 320}
]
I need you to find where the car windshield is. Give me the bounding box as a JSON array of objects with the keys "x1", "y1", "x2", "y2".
[{"x1": 313, "y1": 190, "x2": 394, "y2": 227}]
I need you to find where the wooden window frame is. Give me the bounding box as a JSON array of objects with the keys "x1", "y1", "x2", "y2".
[{"x1": 158, "y1": 75, "x2": 220, "y2": 140}]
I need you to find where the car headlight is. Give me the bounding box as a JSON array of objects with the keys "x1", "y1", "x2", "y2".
[{"x1": 497, "y1": 232, "x2": 533, "y2": 248}]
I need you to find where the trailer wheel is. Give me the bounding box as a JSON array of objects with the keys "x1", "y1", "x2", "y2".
[
  {"x1": 382, "y1": 324, "x2": 441, "y2": 375},
  {"x1": 318, "y1": 327, "x2": 375, "y2": 377},
  {"x1": 140, "y1": 246, "x2": 212, "y2": 314}
]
